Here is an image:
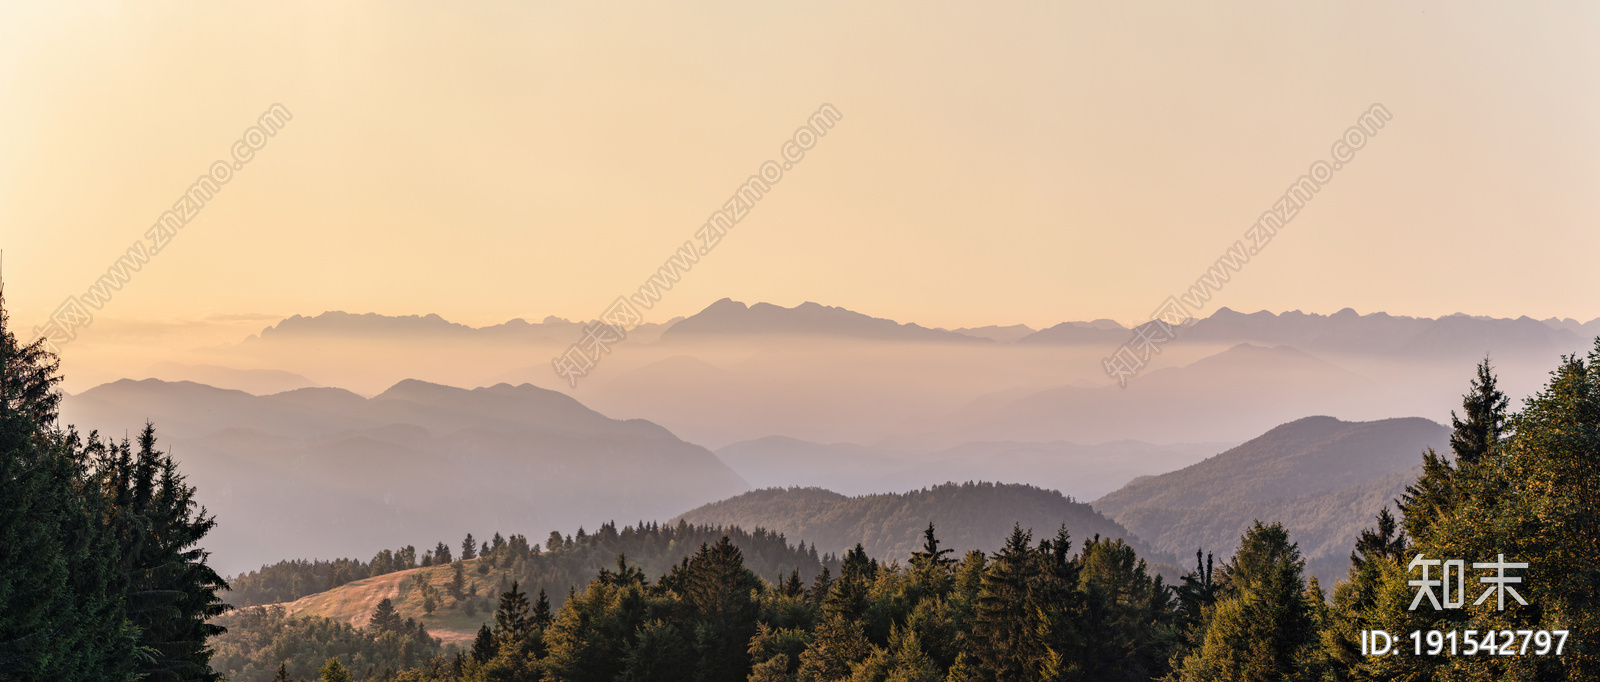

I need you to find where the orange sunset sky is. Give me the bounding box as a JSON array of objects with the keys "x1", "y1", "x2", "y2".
[{"x1": 2, "y1": 1, "x2": 1597, "y2": 341}]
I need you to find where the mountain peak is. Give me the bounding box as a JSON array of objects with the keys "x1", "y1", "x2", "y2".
[{"x1": 662, "y1": 299, "x2": 990, "y2": 343}]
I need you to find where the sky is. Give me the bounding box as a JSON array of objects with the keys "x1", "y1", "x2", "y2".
[{"x1": 2, "y1": 0, "x2": 1597, "y2": 338}]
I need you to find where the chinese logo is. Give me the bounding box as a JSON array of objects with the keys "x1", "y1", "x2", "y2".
[{"x1": 1408, "y1": 553, "x2": 1528, "y2": 611}]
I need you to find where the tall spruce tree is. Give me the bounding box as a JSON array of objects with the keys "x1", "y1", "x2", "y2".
[
  {"x1": 0, "y1": 292, "x2": 137, "y2": 680},
  {"x1": 368, "y1": 598, "x2": 401, "y2": 634},
  {"x1": 493, "y1": 581, "x2": 534, "y2": 644},
  {"x1": 1174, "y1": 521, "x2": 1320, "y2": 682},
  {"x1": 104, "y1": 424, "x2": 231, "y2": 681},
  {"x1": 972, "y1": 525, "x2": 1043, "y2": 679}
]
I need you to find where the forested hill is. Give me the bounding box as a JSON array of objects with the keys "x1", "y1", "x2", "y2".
[
  {"x1": 1093, "y1": 415, "x2": 1447, "y2": 583},
  {"x1": 60, "y1": 377, "x2": 750, "y2": 574},
  {"x1": 673, "y1": 481, "x2": 1148, "y2": 561},
  {"x1": 210, "y1": 521, "x2": 836, "y2": 679}
]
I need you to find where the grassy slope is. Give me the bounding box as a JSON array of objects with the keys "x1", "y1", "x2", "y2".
[{"x1": 273, "y1": 557, "x2": 512, "y2": 645}]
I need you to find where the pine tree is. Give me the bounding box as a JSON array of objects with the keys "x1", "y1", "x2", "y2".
[
  {"x1": 532, "y1": 588, "x2": 554, "y2": 630},
  {"x1": 0, "y1": 292, "x2": 139, "y2": 681},
  {"x1": 1174, "y1": 521, "x2": 1318, "y2": 682},
  {"x1": 808, "y1": 566, "x2": 833, "y2": 605},
  {"x1": 972, "y1": 524, "x2": 1043, "y2": 677},
  {"x1": 782, "y1": 569, "x2": 805, "y2": 598},
  {"x1": 615, "y1": 619, "x2": 692, "y2": 681},
  {"x1": 368, "y1": 598, "x2": 401, "y2": 633},
  {"x1": 272, "y1": 662, "x2": 290, "y2": 682},
  {"x1": 105, "y1": 424, "x2": 231, "y2": 681},
  {"x1": 449, "y1": 561, "x2": 467, "y2": 600},
  {"x1": 1401, "y1": 358, "x2": 1511, "y2": 542},
  {"x1": 470, "y1": 624, "x2": 498, "y2": 664},
  {"x1": 909, "y1": 522, "x2": 954, "y2": 568},
  {"x1": 434, "y1": 541, "x2": 452, "y2": 564},
  {"x1": 493, "y1": 581, "x2": 534, "y2": 644},
  {"x1": 796, "y1": 615, "x2": 869, "y2": 680},
  {"x1": 317, "y1": 658, "x2": 351, "y2": 682},
  {"x1": 1449, "y1": 356, "x2": 1510, "y2": 466},
  {"x1": 669, "y1": 537, "x2": 763, "y2": 680},
  {"x1": 1349, "y1": 507, "x2": 1405, "y2": 568},
  {"x1": 461, "y1": 533, "x2": 477, "y2": 561}
]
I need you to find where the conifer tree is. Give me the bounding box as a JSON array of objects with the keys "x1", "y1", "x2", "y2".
[
  {"x1": 1175, "y1": 548, "x2": 1218, "y2": 639},
  {"x1": 782, "y1": 569, "x2": 805, "y2": 598},
  {"x1": 808, "y1": 566, "x2": 833, "y2": 605},
  {"x1": 532, "y1": 588, "x2": 554, "y2": 630},
  {"x1": 368, "y1": 598, "x2": 401, "y2": 634},
  {"x1": 461, "y1": 533, "x2": 477, "y2": 561},
  {"x1": 1174, "y1": 521, "x2": 1319, "y2": 682},
  {"x1": 493, "y1": 581, "x2": 534, "y2": 644},
  {"x1": 671, "y1": 537, "x2": 763, "y2": 680},
  {"x1": 317, "y1": 658, "x2": 350, "y2": 682},
  {"x1": 449, "y1": 561, "x2": 467, "y2": 600},
  {"x1": 796, "y1": 615, "x2": 870, "y2": 680},
  {"x1": 1449, "y1": 356, "x2": 1510, "y2": 466},
  {"x1": 910, "y1": 522, "x2": 955, "y2": 568},
  {"x1": 105, "y1": 424, "x2": 231, "y2": 681},
  {"x1": 471, "y1": 624, "x2": 498, "y2": 664},
  {"x1": 972, "y1": 525, "x2": 1043, "y2": 677},
  {"x1": 0, "y1": 292, "x2": 139, "y2": 681}
]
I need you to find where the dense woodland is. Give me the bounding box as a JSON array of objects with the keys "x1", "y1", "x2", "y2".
[
  {"x1": 210, "y1": 605, "x2": 445, "y2": 682},
  {"x1": 0, "y1": 297, "x2": 229, "y2": 680},
  {"x1": 673, "y1": 482, "x2": 1150, "y2": 563},
  {"x1": 5, "y1": 285, "x2": 1600, "y2": 680},
  {"x1": 226, "y1": 523, "x2": 837, "y2": 611}
]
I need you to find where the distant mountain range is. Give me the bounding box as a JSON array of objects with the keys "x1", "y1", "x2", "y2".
[
  {"x1": 60, "y1": 378, "x2": 748, "y2": 575},
  {"x1": 245, "y1": 311, "x2": 682, "y2": 345},
  {"x1": 883, "y1": 343, "x2": 1379, "y2": 447},
  {"x1": 144, "y1": 362, "x2": 320, "y2": 395},
  {"x1": 1092, "y1": 415, "x2": 1448, "y2": 585},
  {"x1": 715, "y1": 436, "x2": 1225, "y2": 501},
  {"x1": 660, "y1": 299, "x2": 992, "y2": 343},
  {"x1": 226, "y1": 302, "x2": 1599, "y2": 358},
  {"x1": 674, "y1": 482, "x2": 1151, "y2": 563}
]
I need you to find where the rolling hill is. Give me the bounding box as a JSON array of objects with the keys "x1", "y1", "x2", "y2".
[
  {"x1": 715, "y1": 436, "x2": 1226, "y2": 501},
  {"x1": 221, "y1": 521, "x2": 828, "y2": 646},
  {"x1": 674, "y1": 481, "x2": 1150, "y2": 562},
  {"x1": 1092, "y1": 415, "x2": 1448, "y2": 583},
  {"x1": 60, "y1": 378, "x2": 749, "y2": 575}
]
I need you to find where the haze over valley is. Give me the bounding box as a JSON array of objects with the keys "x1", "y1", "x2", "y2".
[{"x1": 52, "y1": 299, "x2": 1599, "y2": 578}]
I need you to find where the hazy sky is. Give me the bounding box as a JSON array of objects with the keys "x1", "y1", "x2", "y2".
[{"x1": 3, "y1": 1, "x2": 1597, "y2": 335}]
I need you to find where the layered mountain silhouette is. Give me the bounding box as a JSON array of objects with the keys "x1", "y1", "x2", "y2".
[
  {"x1": 1016, "y1": 319, "x2": 1131, "y2": 344},
  {"x1": 1021, "y1": 307, "x2": 1596, "y2": 361},
  {"x1": 1092, "y1": 415, "x2": 1448, "y2": 584},
  {"x1": 245, "y1": 311, "x2": 681, "y2": 344},
  {"x1": 230, "y1": 303, "x2": 1597, "y2": 360},
  {"x1": 887, "y1": 343, "x2": 1380, "y2": 447},
  {"x1": 674, "y1": 482, "x2": 1150, "y2": 562},
  {"x1": 660, "y1": 298, "x2": 992, "y2": 343},
  {"x1": 60, "y1": 379, "x2": 748, "y2": 575},
  {"x1": 143, "y1": 362, "x2": 319, "y2": 395},
  {"x1": 715, "y1": 436, "x2": 1224, "y2": 501},
  {"x1": 948, "y1": 324, "x2": 1038, "y2": 343}
]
